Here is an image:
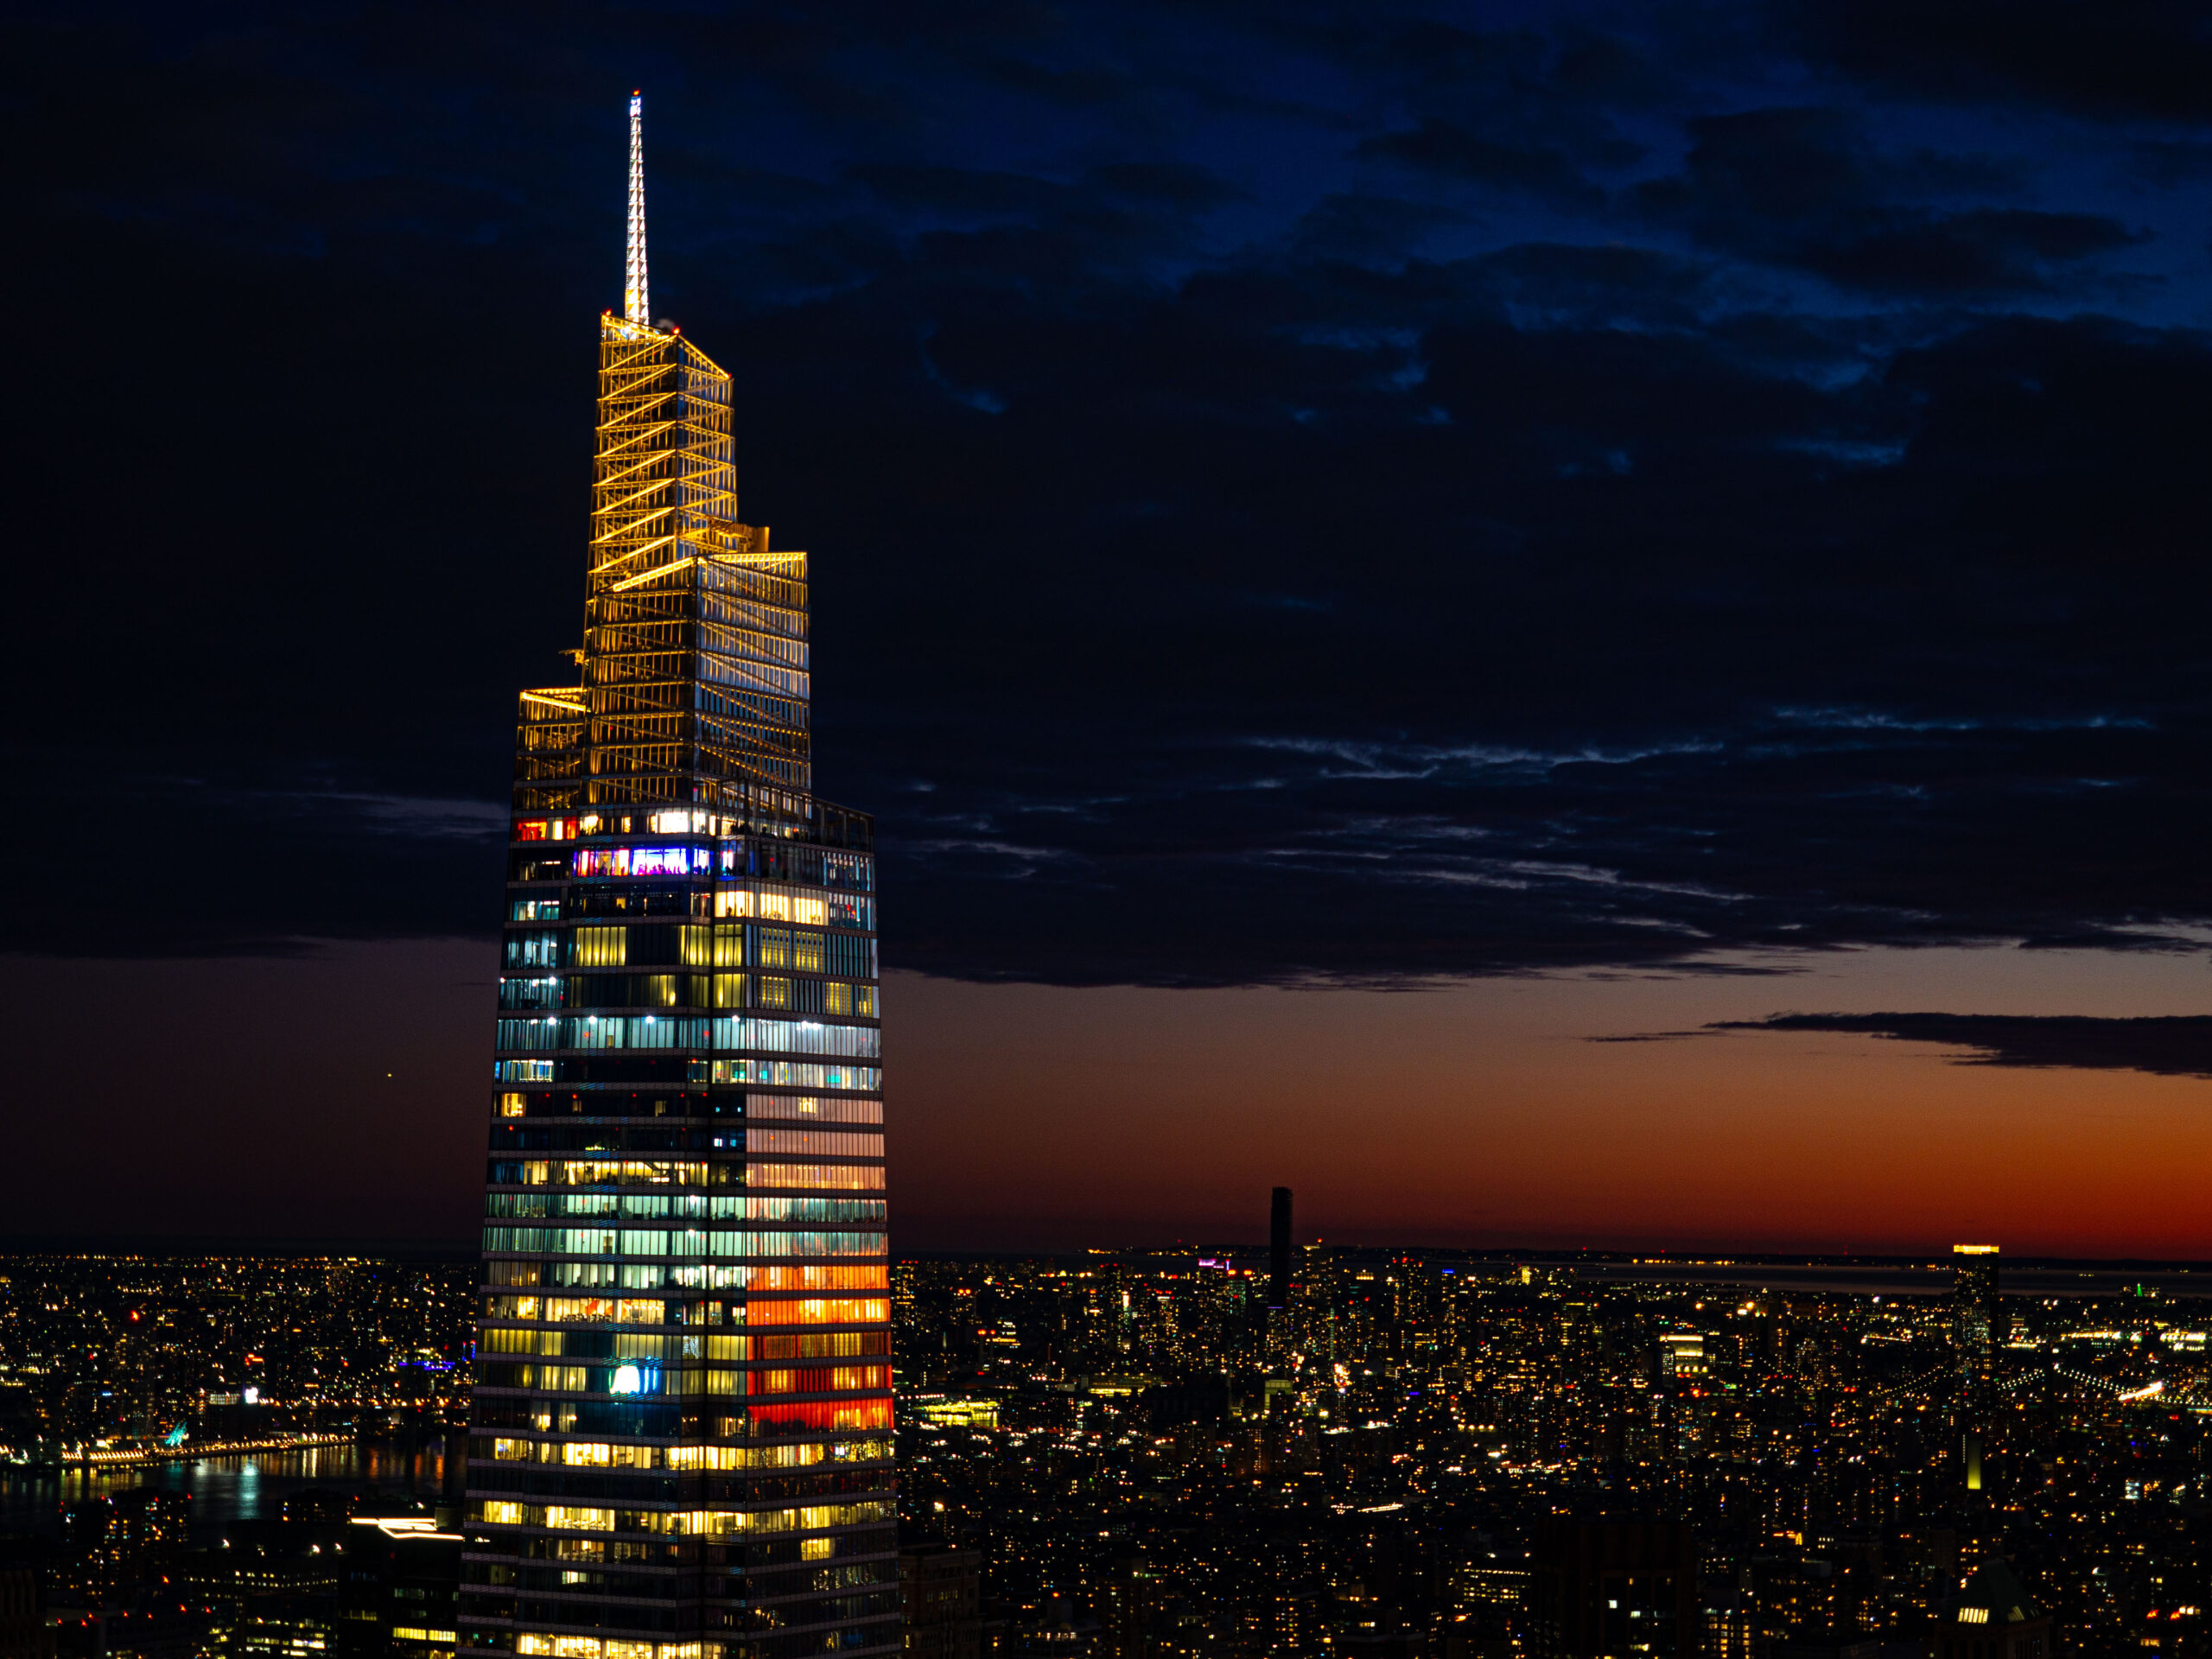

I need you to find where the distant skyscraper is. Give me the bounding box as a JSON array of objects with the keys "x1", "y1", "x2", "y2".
[
  {"x1": 1267, "y1": 1187, "x2": 1292, "y2": 1313},
  {"x1": 1953, "y1": 1243, "x2": 2002, "y2": 1427},
  {"x1": 463, "y1": 93, "x2": 893, "y2": 1659}
]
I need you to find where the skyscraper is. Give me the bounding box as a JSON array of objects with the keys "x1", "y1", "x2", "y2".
[
  {"x1": 463, "y1": 94, "x2": 895, "y2": 1659},
  {"x1": 1952, "y1": 1243, "x2": 2001, "y2": 1421}
]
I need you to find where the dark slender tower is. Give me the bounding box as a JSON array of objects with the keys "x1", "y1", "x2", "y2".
[
  {"x1": 1267, "y1": 1187, "x2": 1293, "y2": 1313},
  {"x1": 461, "y1": 94, "x2": 895, "y2": 1659},
  {"x1": 1953, "y1": 1244, "x2": 2001, "y2": 1408},
  {"x1": 1954, "y1": 1242, "x2": 2000, "y2": 1491}
]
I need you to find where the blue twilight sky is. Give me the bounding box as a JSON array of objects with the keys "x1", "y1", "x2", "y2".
[{"x1": 11, "y1": 1, "x2": 2212, "y2": 1248}]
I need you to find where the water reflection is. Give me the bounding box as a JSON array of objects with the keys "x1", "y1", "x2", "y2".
[{"x1": 0, "y1": 1439, "x2": 454, "y2": 1543}]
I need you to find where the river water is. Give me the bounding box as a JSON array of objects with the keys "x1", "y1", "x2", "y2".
[{"x1": 0, "y1": 1438, "x2": 458, "y2": 1544}]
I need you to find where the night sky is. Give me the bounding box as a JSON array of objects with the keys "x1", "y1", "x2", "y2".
[{"x1": 13, "y1": 2, "x2": 2212, "y2": 1255}]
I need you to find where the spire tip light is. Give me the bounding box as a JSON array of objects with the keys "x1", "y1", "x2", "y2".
[{"x1": 624, "y1": 92, "x2": 648, "y2": 328}]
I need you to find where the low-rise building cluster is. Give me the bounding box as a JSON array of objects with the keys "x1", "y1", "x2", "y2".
[{"x1": 894, "y1": 1249, "x2": 2212, "y2": 1659}]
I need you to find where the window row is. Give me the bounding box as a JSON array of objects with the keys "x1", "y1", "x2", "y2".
[
  {"x1": 486, "y1": 1193, "x2": 885, "y2": 1224},
  {"x1": 480, "y1": 1225, "x2": 885, "y2": 1259},
  {"x1": 744, "y1": 1094, "x2": 881, "y2": 1126},
  {"x1": 490, "y1": 1160, "x2": 709, "y2": 1188},
  {"x1": 572, "y1": 845, "x2": 715, "y2": 880},
  {"x1": 508, "y1": 881, "x2": 880, "y2": 928},
  {"x1": 477, "y1": 1436, "x2": 891, "y2": 1470},
  {"x1": 490, "y1": 1058, "x2": 886, "y2": 1093},
  {"x1": 509, "y1": 821, "x2": 872, "y2": 887},
  {"x1": 473, "y1": 1359, "x2": 891, "y2": 1399},
  {"x1": 476, "y1": 1497, "x2": 896, "y2": 1539},
  {"x1": 743, "y1": 1129, "x2": 882, "y2": 1160},
  {"x1": 710, "y1": 1061, "x2": 879, "y2": 1092},
  {"x1": 480, "y1": 1328, "x2": 739, "y2": 1361},
  {"x1": 526, "y1": 854, "x2": 877, "y2": 925},
  {"x1": 500, "y1": 974, "x2": 879, "y2": 1017},
  {"x1": 486, "y1": 1160, "x2": 883, "y2": 1192},
  {"x1": 480, "y1": 1295, "x2": 887, "y2": 1329},
  {"x1": 491, "y1": 1295, "x2": 671, "y2": 1325},
  {"x1": 712, "y1": 884, "x2": 873, "y2": 929},
  {"x1": 487, "y1": 1261, "x2": 885, "y2": 1292},
  {"x1": 481, "y1": 1329, "x2": 887, "y2": 1361},
  {"x1": 494, "y1": 1016, "x2": 881, "y2": 1060},
  {"x1": 506, "y1": 925, "x2": 875, "y2": 978},
  {"x1": 486, "y1": 1262, "x2": 887, "y2": 1299},
  {"x1": 743, "y1": 1165, "x2": 885, "y2": 1193}
]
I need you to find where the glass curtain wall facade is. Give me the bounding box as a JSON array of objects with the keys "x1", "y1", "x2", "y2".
[{"x1": 462, "y1": 124, "x2": 893, "y2": 1659}]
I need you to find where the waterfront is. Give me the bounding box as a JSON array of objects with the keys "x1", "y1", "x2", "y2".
[{"x1": 0, "y1": 1437, "x2": 457, "y2": 1542}]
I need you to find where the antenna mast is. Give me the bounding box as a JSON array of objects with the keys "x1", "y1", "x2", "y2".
[{"x1": 625, "y1": 92, "x2": 649, "y2": 327}]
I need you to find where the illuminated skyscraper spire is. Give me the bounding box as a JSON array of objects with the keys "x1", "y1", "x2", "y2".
[
  {"x1": 466, "y1": 80, "x2": 891, "y2": 1659},
  {"x1": 625, "y1": 91, "x2": 649, "y2": 326}
]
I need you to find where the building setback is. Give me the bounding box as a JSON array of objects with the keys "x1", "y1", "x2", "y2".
[{"x1": 461, "y1": 93, "x2": 895, "y2": 1659}]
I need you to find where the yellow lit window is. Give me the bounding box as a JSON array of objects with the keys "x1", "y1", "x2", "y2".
[
  {"x1": 855, "y1": 985, "x2": 878, "y2": 1017},
  {"x1": 478, "y1": 1501, "x2": 526, "y2": 1525},
  {"x1": 712, "y1": 973, "x2": 747, "y2": 1008},
  {"x1": 641, "y1": 974, "x2": 681, "y2": 1007},
  {"x1": 792, "y1": 931, "x2": 823, "y2": 972},
  {"x1": 802, "y1": 1539, "x2": 834, "y2": 1561},
  {"x1": 543, "y1": 1297, "x2": 615, "y2": 1323},
  {"x1": 680, "y1": 925, "x2": 713, "y2": 966},
  {"x1": 572, "y1": 927, "x2": 625, "y2": 968},
  {"x1": 757, "y1": 976, "x2": 791, "y2": 1008},
  {"x1": 793, "y1": 896, "x2": 828, "y2": 925},
  {"x1": 823, "y1": 982, "x2": 851, "y2": 1016},
  {"x1": 706, "y1": 1334, "x2": 747, "y2": 1361},
  {"x1": 562, "y1": 1442, "x2": 612, "y2": 1466},
  {"x1": 545, "y1": 1505, "x2": 614, "y2": 1530},
  {"x1": 715, "y1": 889, "x2": 753, "y2": 920},
  {"x1": 616, "y1": 1299, "x2": 665, "y2": 1325},
  {"x1": 499, "y1": 1092, "x2": 527, "y2": 1118},
  {"x1": 745, "y1": 1162, "x2": 880, "y2": 1192},
  {"x1": 490, "y1": 1438, "x2": 532, "y2": 1461},
  {"x1": 757, "y1": 891, "x2": 792, "y2": 922},
  {"x1": 755, "y1": 929, "x2": 791, "y2": 969}
]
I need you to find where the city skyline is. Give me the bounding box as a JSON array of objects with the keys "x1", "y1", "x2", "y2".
[{"x1": 12, "y1": 3, "x2": 2212, "y2": 1259}]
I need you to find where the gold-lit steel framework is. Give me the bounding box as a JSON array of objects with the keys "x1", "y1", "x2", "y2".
[{"x1": 516, "y1": 315, "x2": 812, "y2": 813}]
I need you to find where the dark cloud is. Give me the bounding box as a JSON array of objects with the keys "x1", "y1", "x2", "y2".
[
  {"x1": 1357, "y1": 119, "x2": 1605, "y2": 206},
  {"x1": 1796, "y1": 0, "x2": 2212, "y2": 124},
  {"x1": 2126, "y1": 138, "x2": 2212, "y2": 188},
  {"x1": 1637, "y1": 108, "x2": 2139, "y2": 296},
  {"x1": 1287, "y1": 193, "x2": 1467, "y2": 263},
  {"x1": 1711, "y1": 1014, "x2": 2212, "y2": 1078},
  {"x1": 5, "y1": 0, "x2": 2212, "y2": 986},
  {"x1": 847, "y1": 163, "x2": 1070, "y2": 216}
]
